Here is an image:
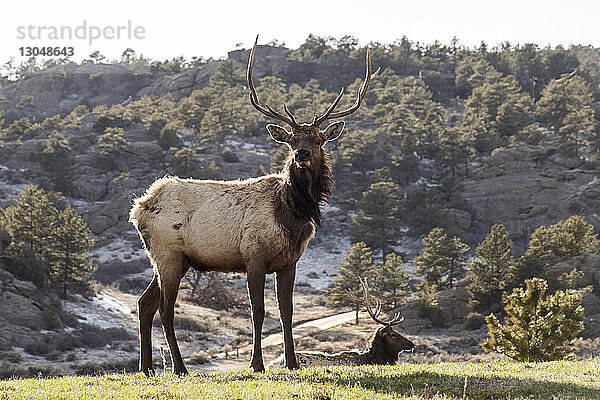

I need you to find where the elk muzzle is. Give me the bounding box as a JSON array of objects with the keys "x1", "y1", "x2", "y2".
[{"x1": 295, "y1": 149, "x2": 311, "y2": 168}]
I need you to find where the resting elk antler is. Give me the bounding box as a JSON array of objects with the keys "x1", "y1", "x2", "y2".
[
  {"x1": 268, "y1": 277, "x2": 413, "y2": 368},
  {"x1": 348, "y1": 277, "x2": 405, "y2": 327}
]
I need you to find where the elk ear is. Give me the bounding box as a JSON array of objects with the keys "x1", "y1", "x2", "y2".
[
  {"x1": 267, "y1": 124, "x2": 292, "y2": 144},
  {"x1": 320, "y1": 121, "x2": 345, "y2": 144}
]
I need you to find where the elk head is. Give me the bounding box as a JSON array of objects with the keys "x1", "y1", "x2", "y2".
[
  {"x1": 350, "y1": 278, "x2": 415, "y2": 357},
  {"x1": 247, "y1": 35, "x2": 379, "y2": 169}
]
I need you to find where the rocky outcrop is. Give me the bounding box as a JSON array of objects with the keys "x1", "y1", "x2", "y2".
[
  {"x1": 137, "y1": 45, "x2": 290, "y2": 100},
  {"x1": 0, "y1": 63, "x2": 155, "y2": 122},
  {"x1": 462, "y1": 146, "x2": 600, "y2": 248},
  {"x1": 228, "y1": 45, "x2": 290, "y2": 80},
  {"x1": 83, "y1": 193, "x2": 133, "y2": 235},
  {"x1": 137, "y1": 63, "x2": 217, "y2": 101},
  {"x1": 0, "y1": 230, "x2": 10, "y2": 255},
  {"x1": 0, "y1": 268, "x2": 49, "y2": 348},
  {"x1": 0, "y1": 44, "x2": 292, "y2": 124},
  {"x1": 581, "y1": 292, "x2": 600, "y2": 338}
]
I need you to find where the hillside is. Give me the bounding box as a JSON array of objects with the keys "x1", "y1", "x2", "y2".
[{"x1": 1, "y1": 38, "x2": 600, "y2": 376}]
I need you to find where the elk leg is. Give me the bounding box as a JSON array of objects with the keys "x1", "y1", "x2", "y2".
[
  {"x1": 247, "y1": 269, "x2": 266, "y2": 372},
  {"x1": 276, "y1": 264, "x2": 298, "y2": 369},
  {"x1": 138, "y1": 273, "x2": 160, "y2": 376},
  {"x1": 158, "y1": 265, "x2": 188, "y2": 376}
]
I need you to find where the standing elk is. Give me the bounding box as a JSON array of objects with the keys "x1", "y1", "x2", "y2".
[
  {"x1": 269, "y1": 278, "x2": 414, "y2": 368},
  {"x1": 129, "y1": 36, "x2": 379, "y2": 374}
]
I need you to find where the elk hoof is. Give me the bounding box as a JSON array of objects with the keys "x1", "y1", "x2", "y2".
[
  {"x1": 140, "y1": 367, "x2": 155, "y2": 377},
  {"x1": 174, "y1": 368, "x2": 189, "y2": 377}
]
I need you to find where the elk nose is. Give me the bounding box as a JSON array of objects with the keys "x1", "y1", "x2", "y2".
[{"x1": 296, "y1": 149, "x2": 310, "y2": 161}]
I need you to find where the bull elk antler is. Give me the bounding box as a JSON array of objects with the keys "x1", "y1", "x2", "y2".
[
  {"x1": 247, "y1": 36, "x2": 299, "y2": 129},
  {"x1": 247, "y1": 35, "x2": 380, "y2": 129},
  {"x1": 348, "y1": 278, "x2": 404, "y2": 327},
  {"x1": 311, "y1": 49, "x2": 380, "y2": 127}
]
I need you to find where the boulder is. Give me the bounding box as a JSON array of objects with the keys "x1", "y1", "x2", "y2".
[
  {"x1": 389, "y1": 300, "x2": 432, "y2": 334},
  {"x1": 71, "y1": 175, "x2": 110, "y2": 201},
  {"x1": 463, "y1": 312, "x2": 486, "y2": 330},
  {"x1": 87, "y1": 215, "x2": 117, "y2": 235},
  {"x1": 0, "y1": 271, "x2": 46, "y2": 348},
  {"x1": 547, "y1": 153, "x2": 585, "y2": 170},
  {"x1": 581, "y1": 292, "x2": 600, "y2": 338},
  {"x1": 82, "y1": 192, "x2": 133, "y2": 235},
  {"x1": 0, "y1": 230, "x2": 10, "y2": 255},
  {"x1": 545, "y1": 254, "x2": 600, "y2": 337},
  {"x1": 437, "y1": 278, "x2": 471, "y2": 327},
  {"x1": 547, "y1": 253, "x2": 600, "y2": 289},
  {"x1": 125, "y1": 142, "x2": 163, "y2": 160},
  {"x1": 17, "y1": 139, "x2": 47, "y2": 158},
  {"x1": 193, "y1": 63, "x2": 218, "y2": 88}
]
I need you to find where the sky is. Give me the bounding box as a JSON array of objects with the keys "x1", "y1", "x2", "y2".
[{"x1": 1, "y1": 0, "x2": 599, "y2": 66}]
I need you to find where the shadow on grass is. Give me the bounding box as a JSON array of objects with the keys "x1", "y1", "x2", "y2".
[
  {"x1": 333, "y1": 371, "x2": 599, "y2": 399},
  {"x1": 217, "y1": 367, "x2": 600, "y2": 400}
]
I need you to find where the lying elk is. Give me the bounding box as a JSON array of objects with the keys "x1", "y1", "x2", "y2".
[
  {"x1": 129, "y1": 36, "x2": 379, "y2": 374},
  {"x1": 270, "y1": 279, "x2": 414, "y2": 368}
]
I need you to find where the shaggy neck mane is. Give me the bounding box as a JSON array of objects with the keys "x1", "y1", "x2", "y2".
[{"x1": 277, "y1": 150, "x2": 333, "y2": 227}]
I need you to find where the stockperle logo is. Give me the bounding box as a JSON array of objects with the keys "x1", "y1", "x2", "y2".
[{"x1": 16, "y1": 20, "x2": 146, "y2": 46}]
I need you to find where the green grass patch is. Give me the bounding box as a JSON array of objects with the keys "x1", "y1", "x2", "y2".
[{"x1": 1, "y1": 360, "x2": 599, "y2": 399}]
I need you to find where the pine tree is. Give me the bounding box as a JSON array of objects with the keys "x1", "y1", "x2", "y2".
[
  {"x1": 48, "y1": 205, "x2": 96, "y2": 295},
  {"x1": 0, "y1": 185, "x2": 59, "y2": 285},
  {"x1": 404, "y1": 183, "x2": 446, "y2": 236},
  {"x1": 416, "y1": 281, "x2": 445, "y2": 327},
  {"x1": 372, "y1": 252, "x2": 411, "y2": 310},
  {"x1": 513, "y1": 215, "x2": 600, "y2": 286},
  {"x1": 467, "y1": 224, "x2": 516, "y2": 312},
  {"x1": 40, "y1": 130, "x2": 73, "y2": 192},
  {"x1": 526, "y1": 215, "x2": 599, "y2": 260},
  {"x1": 437, "y1": 126, "x2": 474, "y2": 178},
  {"x1": 171, "y1": 148, "x2": 204, "y2": 178},
  {"x1": 350, "y1": 180, "x2": 404, "y2": 257},
  {"x1": 370, "y1": 72, "x2": 445, "y2": 159},
  {"x1": 333, "y1": 129, "x2": 379, "y2": 191},
  {"x1": 0, "y1": 185, "x2": 96, "y2": 292},
  {"x1": 414, "y1": 227, "x2": 470, "y2": 289},
  {"x1": 482, "y1": 278, "x2": 589, "y2": 361},
  {"x1": 177, "y1": 89, "x2": 212, "y2": 130},
  {"x1": 158, "y1": 121, "x2": 183, "y2": 150},
  {"x1": 97, "y1": 126, "x2": 129, "y2": 169},
  {"x1": 327, "y1": 242, "x2": 376, "y2": 324},
  {"x1": 461, "y1": 69, "x2": 532, "y2": 153},
  {"x1": 98, "y1": 127, "x2": 128, "y2": 155},
  {"x1": 536, "y1": 73, "x2": 596, "y2": 154},
  {"x1": 209, "y1": 59, "x2": 246, "y2": 87}
]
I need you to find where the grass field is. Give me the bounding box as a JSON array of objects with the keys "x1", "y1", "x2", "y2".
[{"x1": 1, "y1": 360, "x2": 598, "y2": 399}]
